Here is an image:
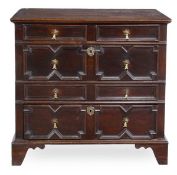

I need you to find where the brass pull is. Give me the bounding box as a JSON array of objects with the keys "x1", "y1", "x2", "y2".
[
  {"x1": 51, "y1": 29, "x2": 59, "y2": 40},
  {"x1": 124, "y1": 89, "x2": 129, "y2": 99},
  {"x1": 86, "y1": 106, "x2": 95, "y2": 116},
  {"x1": 52, "y1": 118, "x2": 58, "y2": 129},
  {"x1": 53, "y1": 122, "x2": 58, "y2": 128},
  {"x1": 123, "y1": 59, "x2": 130, "y2": 70},
  {"x1": 123, "y1": 117, "x2": 129, "y2": 128},
  {"x1": 51, "y1": 59, "x2": 59, "y2": 70},
  {"x1": 52, "y1": 88, "x2": 59, "y2": 99},
  {"x1": 123, "y1": 29, "x2": 130, "y2": 40}
]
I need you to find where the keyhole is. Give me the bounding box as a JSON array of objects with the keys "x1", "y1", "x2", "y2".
[
  {"x1": 89, "y1": 50, "x2": 93, "y2": 55},
  {"x1": 86, "y1": 47, "x2": 95, "y2": 56},
  {"x1": 87, "y1": 106, "x2": 95, "y2": 116}
]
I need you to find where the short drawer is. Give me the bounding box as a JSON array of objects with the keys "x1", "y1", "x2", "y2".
[
  {"x1": 24, "y1": 24, "x2": 87, "y2": 41},
  {"x1": 95, "y1": 84, "x2": 160, "y2": 101},
  {"x1": 24, "y1": 84, "x2": 87, "y2": 101},
  {"x1": 96, "y1": 25, "x2": 160, "y2": 41},
  {"x1": 24, "y1": 105, "x2": 87, "y2": 139}
]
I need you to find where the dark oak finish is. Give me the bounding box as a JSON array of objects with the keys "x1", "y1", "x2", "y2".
[
  {"x1": 24, "y1": 84, "x2": 87, "y2": 101},
  {"x1": 95, "y1": 45, "x2": 160, "y2": 81},
  {"x1": 96, "y1": 25, "x2": 160, "y2": 41},
  {"x1": 24, "y1": 24, "x2": 86, "y2": 41},
  {"x1": 135, "y1": 143, "x2": 168, "y2": 164},
  {"x1": 12, "y1": 138, "x2": 45, "y2": 166},
  {"x1": 95, "y1": 84, "x2": 164, "y2": 101},
  {"x1": 11, "y1": 9, "x2": 171, "y2": 165},
  {"x1": 11, "y1": 9, "x2": 171, "y2": 24},
  {"x1": 23, "y1": 45, "x2": 87, "y2": 81},
  {"x1": 94, "y1": 104, "x2": 159, "y2": 140},
  {"x1": 24, "y1": 105, "x2": 87, "y2": 139}
]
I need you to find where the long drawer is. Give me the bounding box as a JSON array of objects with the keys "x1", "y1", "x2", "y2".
[
  {"x1": 17, "y1": 83, "x2": 164, "y2": 101},
  {"x1": 21, "y1": 44, "x2": 165, "y2": 81},
  {"x1": 23, "y1": 104, "x2": 162, "y2": 140}
]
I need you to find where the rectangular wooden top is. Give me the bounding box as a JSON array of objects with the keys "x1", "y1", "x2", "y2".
[{"x1": 11, "y1": 8, "x2": 171, "y2": 24}]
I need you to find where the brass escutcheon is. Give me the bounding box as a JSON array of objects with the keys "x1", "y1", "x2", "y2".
[
  {"x1": 86, "y1": 106, "x2": 95, "y2": 116},
  {"x1": 86, "y1": 47, "x2": 95, "y2": 56}
]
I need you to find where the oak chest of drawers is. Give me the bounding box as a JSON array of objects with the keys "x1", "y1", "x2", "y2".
[{"x1": 11, "y1": 9, "x2": 171, "y2": 165}]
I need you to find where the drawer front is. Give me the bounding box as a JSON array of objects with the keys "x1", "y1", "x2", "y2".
[
  {"x1": 97, "y1": 25, "x2": 160, "y2": 41},
  {"x1": 95, "y1": 105, "x2": 158, "y2": 140},
  {"x1": 24, "y1": 84, "x2": 87, "y2": 101},
  {"x1": 95, "y1": 84, "x2": 159, "y2": 101},
  {"x1": 24, "y1": 24, "x2": 86, "y2": 41},
  {"x1": 96, "y1": 45, "x2": 158, "y2": 81},
  {"x1": 24, "y1": 105, "x2": 86, "y2": 139},
  {"x1": 23, "y1": 45, "x2": 87, "y2": 81}
]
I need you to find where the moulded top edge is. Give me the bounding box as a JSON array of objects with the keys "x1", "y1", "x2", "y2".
[{"x1": 10, "y1": 8, "x2": 172, "y2": 24}]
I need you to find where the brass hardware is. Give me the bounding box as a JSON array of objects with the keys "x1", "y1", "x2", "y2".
[
  {"x1": 52, "y1": 118, "x2": 58, "y2": 129},
  {"x1": 52, "y1": 88, "x2": 59, "y2": 99},
  {"x1": 51, "y1": 29, "x2": 59, "y2": 40},
  {"x1": 53, "y1": 122, "x2": 58, "y2": 128},
  {"x1": 51, "y1": 59, "x2": 59, "y2": 70},
  {"x1": 81, "y1": 47, "x2": 102, "y2": 56},
  {"x1": 123, "y1": 117, "x2": 129, "y2": 128},
  {"x1": 124, "y1": 89, "x2": 129, "y2": 99},
  {"x1": 123, "y1": 29, "x2": 130, "y2": 40},
  {"x1": 86, "y1": 106, "x2": 95, "y2": 116},
  {"x1": 123, "y1": 59, "x2": 130, "y2": 70},
  {"x1": 124, "y1": 94, "x2": 128, "y2": 99},
  {"x1": 87, "y1": 47, "x2": 95, "y2": 56}
]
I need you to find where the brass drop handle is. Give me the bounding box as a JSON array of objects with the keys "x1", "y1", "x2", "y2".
[
  {"x1": 124, "y1": 89, "x2": 129, "y2": 99},
  {"x1": 52, "y1": 118, "x2": 58, "y2": 129},
  {"x1": 123, "y1": 59, "x2": 130, "y2": 70},
  {"x1": 53, "y1": 122, "x2": 58, "y2": 128},
  {"x1": 123, "y1": 29, "x2": 130, "y2": 40},
  {"x1": 51, "y1": 59, "x2": 59, "y2": 70},
  {"x1": 51, "y1": 29, "x2": 59, "y2": 40},
  {"x1": 123, "y1": 117, "x2": 129, "y2": 128},
  {"x1": 52, "y1": 88, "x2": 59, "y2": 99}
]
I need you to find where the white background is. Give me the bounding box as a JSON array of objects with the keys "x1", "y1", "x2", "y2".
[{"x1": 0, "y1": 0, "x2": 176, "y2": 174}]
